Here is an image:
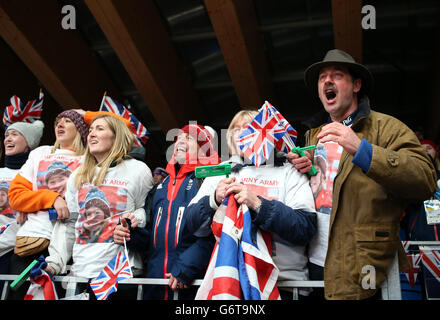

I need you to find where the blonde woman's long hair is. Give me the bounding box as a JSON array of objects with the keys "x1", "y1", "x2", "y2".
[
  {"x1": 74, "y1": 114, "x2": 134, "y2": 189},
  {"x1": 226, "y1": 110, "x2": 258, "y2": 156},
  {"x1": 51, "y1": 132, "x2": 86, "y2": 156}
]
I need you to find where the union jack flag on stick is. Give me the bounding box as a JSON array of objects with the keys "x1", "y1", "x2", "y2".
[
  {"x1": 237, "y1": 101, "x2": 297, "y2": 167},
  {"x1": 3, "y1": 90, "x2": 44, "y2": 129},
  {"x1": 196, "y1": 195, "x2": 280, "y2": 300},
  {"x1": 90, "y1": 238, "x2": 133, "y2": 300},
  {"x1": 99, "y1": 93, "x2": 149, "y2": 146}
]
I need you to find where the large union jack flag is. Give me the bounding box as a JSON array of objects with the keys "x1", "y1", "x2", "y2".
[
  {"x1": 100, "y1": 95, "x2": 149, "y2": 146},
  {"x1": 399, "y1": 242, "x2": 423, "y2": 299},
  {"x1": 3, "y1": 92, "x2": 44, "y2": 129},
  {"x1": 196, "y1": 195, "x2": 279, "y2": 300},
  {"x1": 420, "y1": 248, "x2": 440, "y2": 281},
  {"x1": 419, "y1": 247, "x2": 440, "y2": 299},
  {"x1": 237, "y1": 101, "x2": 297, "y2": 167},
  {"x1": 90, "y1": 248, "x2": 133, "y2": 300},
  {"x1": 403, "y1": 253, "x2": 422, "y2": 288}
]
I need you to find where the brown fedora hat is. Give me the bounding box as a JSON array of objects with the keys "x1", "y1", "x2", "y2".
[{"x1": 304, "y1": 49, "x2": 374, "y2": 97}]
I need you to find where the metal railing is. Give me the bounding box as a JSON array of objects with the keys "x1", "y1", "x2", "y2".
[
  {"x1": 1, "y1": 241, "x2": 438, "y2": 300},
  {"x1": 0, "y1": 274, "x2": 326, "y2": 300},
  {"x1": 0, "y1": 269, "x2": 388, "y2": 300}
]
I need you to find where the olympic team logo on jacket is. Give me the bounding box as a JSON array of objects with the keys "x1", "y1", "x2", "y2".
[{"x1": 75, "y1": 185, "x2": 128, "y2": 244}]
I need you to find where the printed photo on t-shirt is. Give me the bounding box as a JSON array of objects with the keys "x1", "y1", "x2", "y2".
[
  {"x1": 310, "y1": 142, "x2": 343, "y2": 215},
  {"x1": 36, "y1": 156, "x2": 81, "y2": 196},
  {"x1": 0, "y1": 180, "x2": 15, "y2": 218},
  {"x1": 75, "y1": 185, "x2": 128, "y2": 245}
]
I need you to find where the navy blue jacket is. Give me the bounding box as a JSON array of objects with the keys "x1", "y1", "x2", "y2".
[
  {"x1": 128, "y1": 161, "x2": 214, "y2": 300},
  {"x1": 186, "y1": 195, "x2": 316, "y2": 246},
  {"x1": 401, "y1": 160, "x2": 440, "y2": 242},
  {"x1": 185, "y1": 160, "x2": 317, "y2": 246}
]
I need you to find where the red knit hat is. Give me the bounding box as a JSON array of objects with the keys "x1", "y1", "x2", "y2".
[
  {"x1": 180, "y1": 124, "x2": 215, "y2": 157},
  {"x1": 420, "y1": 139, "x2": 438, "y2": 152}
]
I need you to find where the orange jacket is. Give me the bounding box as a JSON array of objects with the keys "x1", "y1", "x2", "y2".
[{"x1": 9, "y1": 173, "x2": 59, "y2": 213}]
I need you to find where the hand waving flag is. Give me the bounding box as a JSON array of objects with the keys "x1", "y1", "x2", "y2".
[{"x1": 237, "y1": 101, "x2": 297, "y2": 166}]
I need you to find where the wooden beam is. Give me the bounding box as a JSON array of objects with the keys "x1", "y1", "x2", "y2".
[
  {"x1": 85, "y1": 0, "x2": 206, "y2": 133},
  {"x1": 204, "y1": 0, "x2": 275, "y2": 109},
  {"x1": 331, "y1": 0, "x2": 363, "y2": 63},
  {"x1": 0, "y1": 39, "x2": 60, "y2": 152},
  {"x1": 0, "y1": 0, "x2": 118, "y2": 109}
]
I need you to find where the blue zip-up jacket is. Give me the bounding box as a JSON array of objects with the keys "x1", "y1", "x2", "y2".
[{"x1": 128, "y1": 157, "x2": 216, "y2": 300}]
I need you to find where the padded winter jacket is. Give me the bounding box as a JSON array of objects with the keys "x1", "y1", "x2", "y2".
[
  {"x1": 129, "y1": 154, "x2": 218, "y2": 300},
  {"x1": 303, "y1": 96, "x2": 437, "y2": 300}
]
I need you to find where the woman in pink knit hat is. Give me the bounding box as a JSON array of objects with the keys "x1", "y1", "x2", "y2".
[{"x1": 7, "y1": 109, "x2": 88, "y2": 300}]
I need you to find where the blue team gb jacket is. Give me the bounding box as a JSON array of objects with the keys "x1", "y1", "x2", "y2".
[{"x1": 128, "y1": 157, "x2": 215, "y2": 300}]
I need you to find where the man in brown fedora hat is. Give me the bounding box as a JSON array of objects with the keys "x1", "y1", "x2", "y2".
[{"x1": 288, "y1": 49, "x2": 437, "y2": 300}]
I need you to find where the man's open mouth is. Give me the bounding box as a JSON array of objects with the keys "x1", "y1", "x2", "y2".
[{"x1": 325, "y1": 88, "x2": 337, "y2": 100}]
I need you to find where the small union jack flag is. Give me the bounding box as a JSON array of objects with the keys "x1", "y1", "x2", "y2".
[
  {"x1": 100, "y1": 95, "x2": 149, "y2": 146},
  {"x1": 237, "y1": 101, "x2": 297, "y2": 167},
  {"x1": 3, "y1": 92, "x2": 44, "y2": 129},
  {"x1": 0, "y1": 223, "x2": 10, "y2": 235},
  {"x1": 90, "y1": 248, "x2": 133, "y2": 300}
]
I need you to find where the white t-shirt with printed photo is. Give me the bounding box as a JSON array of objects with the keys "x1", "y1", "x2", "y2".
[
  {"x1": 66, "y1": 159, "x2": 153, "y2": 279},
  {"x1": 0, "y1": 167, "x2": 20, "y2": 257},
  {"x1": 16, "y1": 146, "x2": 83, "y2": 239}
]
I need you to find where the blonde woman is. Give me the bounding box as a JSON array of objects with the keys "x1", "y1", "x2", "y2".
[
  {"x1": 7, "y1": 110, "x2": 88, "y2": 300},
  {"x1": 226, "y1": 110, "x2": 259, "y2": 157},
  {"x1": 45, "y1": 114, "x2": 153, "y2": 300}
]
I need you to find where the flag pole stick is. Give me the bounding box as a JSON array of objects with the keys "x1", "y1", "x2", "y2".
[
  {"x1": 123, "y1": 235, "x2": 133, "y2": 278},
  {"x1": 99, "y1": 91, "x2": 107, "y2": 110},
  {"x1": 266, "y1": 101, "x2": 295, "y2": 149}
]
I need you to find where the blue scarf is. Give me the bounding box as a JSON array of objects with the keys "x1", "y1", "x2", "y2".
[{"x1": 5, "y1": 151, "x2": 30, "y2": 169}]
